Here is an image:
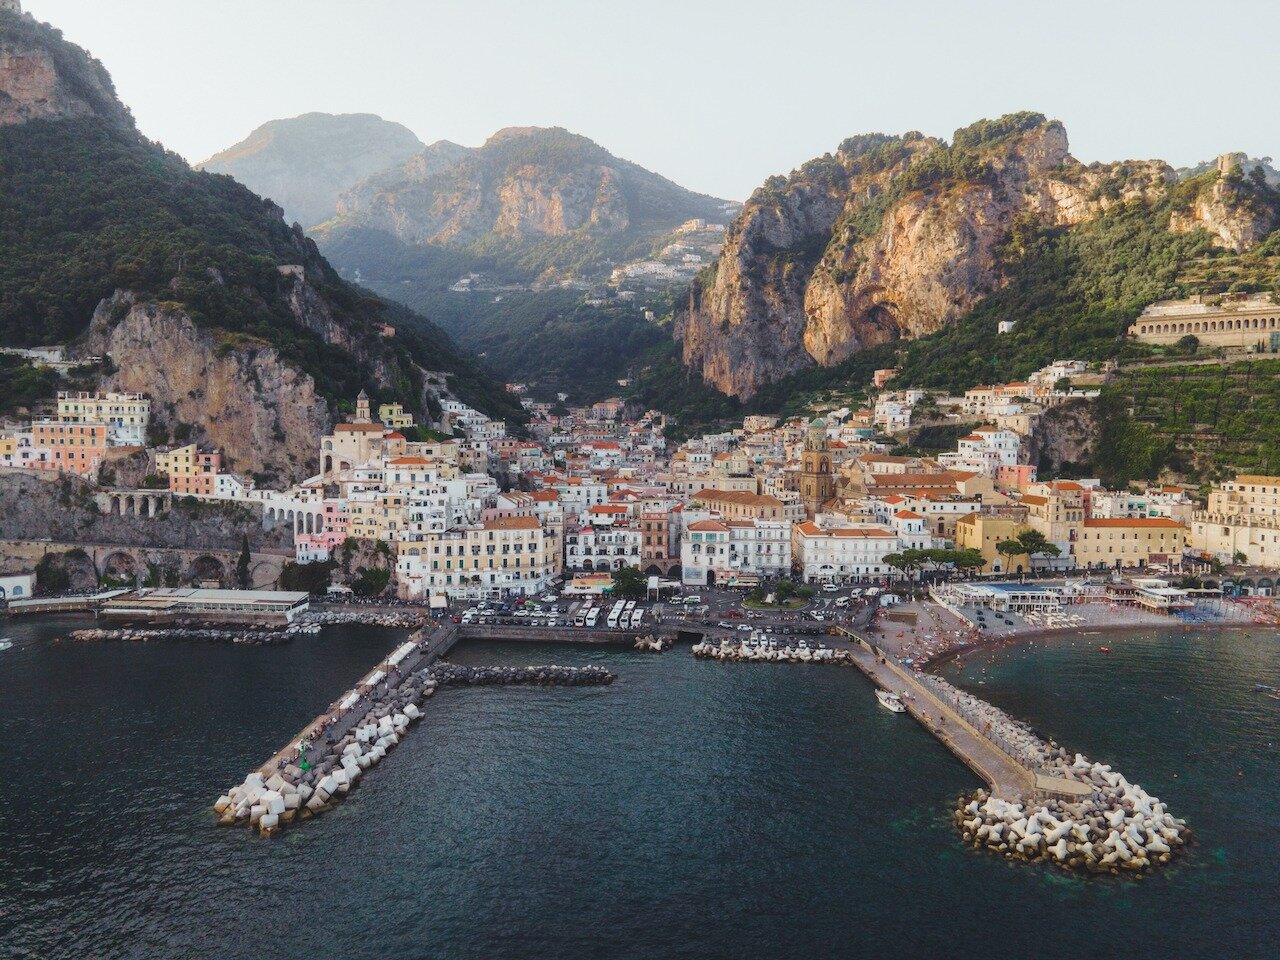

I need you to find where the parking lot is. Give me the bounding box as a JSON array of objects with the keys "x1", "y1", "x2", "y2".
[{"x1": 448, "y1": 583, "x2": 892, "y2": 637}]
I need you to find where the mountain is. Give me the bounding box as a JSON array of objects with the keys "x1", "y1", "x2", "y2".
[
  {"x1": 0, "y1": 9, "x2": 522, "y2": 482},
  {"x1": 315, "y1": 126, "x2": 735, "y2": 287},
  {"x1": 197, "y1": 112, "x2": 425, "y2": 229},
  {"x1": 676, "y1": 113, "x2": 1280, "y2": 400}
]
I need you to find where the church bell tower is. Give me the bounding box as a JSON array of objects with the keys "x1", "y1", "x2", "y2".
[{"x1": 800, "y1": 418, "x2": 835, "y2": 520}]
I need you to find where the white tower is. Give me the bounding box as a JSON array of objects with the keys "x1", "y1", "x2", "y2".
[{"x1": 0, "y1": 1, "x2": 22, "y2": 15}]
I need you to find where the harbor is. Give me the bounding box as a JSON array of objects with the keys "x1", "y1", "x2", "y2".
[
  {"x1": 215, "y1": 621, "x2": 617, "y2": 834},
  {"x1": 1, "y1": 615, "x2": 1273, "y2": 958}
]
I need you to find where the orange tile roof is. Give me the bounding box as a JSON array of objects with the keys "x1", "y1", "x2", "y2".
[
  {"x1": 1084, "y1": 518, "x2": 1184, "y2": 529},
  {"x1": 795, "y1": 522, "x2": 895, "y2": 539},
  {"x1": 688, "y1": 519, "x2": 728, "y2": 532},
  {"x1": 484, "y1": 516, "x2": 541, "y2": 531}
]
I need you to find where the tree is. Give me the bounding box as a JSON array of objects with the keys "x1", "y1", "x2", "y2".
[
  {"x1": 996, "y1": 539, "x2": 1027, "y2": 573},
  {"x1": 1054, "y1": 377, "x2": 1073, "y2": 393},
  {"x1": 775, "y1": 579, "x2": 795, "y2": 602},
  {"x1": 1015, "y1": 530, "x2": 1061, "y2": 572},
  {"x1": 611, "y1": 565, "x2": 646, "y2": 598},
  {"x1": 280, "y1": 560, "x2": 336, "y2": 594},
  {"x1": 236, "y1": 534, "x2": 251, "y2": 588}
]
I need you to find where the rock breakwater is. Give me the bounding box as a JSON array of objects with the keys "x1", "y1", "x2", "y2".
[
  {"x1": 925, "y1": 674, "x2": 1191, "y2": 874},
  {"x1": 692, "y1": 638, "x2": 854, "y2": 665},
  {"x1": 215, "y1": 657, "x2": 615, "y2": 836},
  {"x1": 69, "y1": 624, "x2": 318, "y2": 644}
]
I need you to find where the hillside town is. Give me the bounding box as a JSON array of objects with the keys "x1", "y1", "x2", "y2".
[{"x1": 4, "y1": 357, "x2": 1279, "y2": 606}]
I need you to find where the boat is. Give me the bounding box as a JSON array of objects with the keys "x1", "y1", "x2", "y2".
[
  {"x1": 1098, "y1": 646, "x2": 1111, "y2": 654},
  {"x1": 876, "y1": 690, "x2": 906, "y2": 713},
  {"x1": 0, "y1": 639, "x2": 12, "y2": 651}
]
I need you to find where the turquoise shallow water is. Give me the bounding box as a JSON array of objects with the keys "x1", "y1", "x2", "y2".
[{"x1": 0, "y1": 619, "x2": 1277, "y2": 959}]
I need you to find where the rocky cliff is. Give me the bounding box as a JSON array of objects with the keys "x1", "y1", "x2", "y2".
[
  {"x1": 0, "y1": 9, "x2": 523, "y2": 471},
  {"x1": 319, "y1": 126, "x2": 732, "y2": 283},
  {"x1": 0, "y1": 9, "x2": 130, "y2": 127},
  {"x1": 679, "y1": 114, "x2": 1177, "y2": 398},
  {"x1": 198, "y1": 113, "x2": 426, "y2": 229},
  {"x1": 1169, "y1": 153, "x2": 1279, "y2": 253},
  {"x1": 81, "y1": 295, "x2": 331, "y2": 481}
]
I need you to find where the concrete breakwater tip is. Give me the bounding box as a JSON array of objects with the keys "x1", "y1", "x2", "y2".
[
  {"x1": 634, "y1": 635, "x2": 672, "y2": 652},
  {"x1": 927, "y1": 674, "x2": 1191, "y2": 874},
  {"x1": 214, "y1": 661, "x2": 614, "y2": 836},
  {"x1": 691, "y1": 638, "x2": 854, "y2": 665}
]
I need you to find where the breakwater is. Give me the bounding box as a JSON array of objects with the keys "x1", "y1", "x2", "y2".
[
  {"x1": 831, "y1": 627, "x2": 1190, "y2": 874},
  {"x1": 66, "y1": 610, "x2": 424, "y2": 645},
  {"x1": 633, "y1": 635, "x2": 672, "y2": 652},
  {"x1": 928, "y1": 672, "x2": 1191, "y2": 873},
  {"x1": 69, "y1": 624, "x2": 319, "y2": 644},
  {"x1": 692, "y1": 638, "x2": 856, "y2": 665},
  {"x1": 215, "y1": 645, "x2": 615, "y2": 836}
]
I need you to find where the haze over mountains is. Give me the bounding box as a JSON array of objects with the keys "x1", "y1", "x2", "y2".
[
  {"x1": 0, "y1": 8, "x2": 521, "y2": 481},
  {"x1": 198, "y1": 113, "x2": 426, "y2": 229}
]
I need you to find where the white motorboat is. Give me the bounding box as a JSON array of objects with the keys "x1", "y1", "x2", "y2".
[
  {"x1": 876, "y1": 689, "x2": 906, "y2": 713},
  {"x1": 0, "y1": 639, "x2": 12, "y2": 652}
]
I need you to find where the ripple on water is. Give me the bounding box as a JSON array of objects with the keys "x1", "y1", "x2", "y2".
[{"x1": 0, "y1": 622, "x2": 1277, "y2": 959}]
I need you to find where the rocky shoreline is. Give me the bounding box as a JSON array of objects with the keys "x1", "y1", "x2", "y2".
[
  {"x1": 927, "y1": 673, "x2": 1191, "y2": 874},
  {"x1": 215, "y1": 659, "x2": 614, "y2": 836},
  {"x1": 692, "y1": 638, "x2": 856, "y2": 665},
  {"x1": 66, "y1": 610, "x2": 426, "y2": 645},
  {"x1": 633, "y1": 635, "x2": 672, "y2": 652},
  {"x1": 68, "y1": 624, "x2": 318, "y2": 644}
]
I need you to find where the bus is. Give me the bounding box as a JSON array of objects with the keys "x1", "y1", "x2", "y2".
[
  {"x1": 606, "y1": 602, "x2": 624, "y2": 629},
  {"x1": 585, "y1": 606, "x2": 601, "y2": 628}
]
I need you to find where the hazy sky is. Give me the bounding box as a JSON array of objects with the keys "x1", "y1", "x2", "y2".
[{"x1": 23, "y1": 0, "x2": 1280, "y2": 200}]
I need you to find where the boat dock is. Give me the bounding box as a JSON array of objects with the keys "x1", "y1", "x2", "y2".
[{"x1": 835, "y1": 627, "x2": 1037, "y2": 798}]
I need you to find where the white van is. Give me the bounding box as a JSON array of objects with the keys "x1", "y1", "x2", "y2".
[
  {"x1": 834, "y1": 596, "x2": 850, "y2": 608},
  {"x1": 683, "y1": 595, "x2": 701, "y2": 605}
]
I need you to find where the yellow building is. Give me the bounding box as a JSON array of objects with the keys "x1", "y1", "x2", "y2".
[
  {"x1": 57, "y1": 391, "x2": 150, "y2": 445},
  {"x1": 1074, "y1": 518, "x2": 1186, "y2": 569},
  {"x1": 1022, "y1": 482, "x2": 1086, "y2": 545},
  {"x1": 396, "y1": 516, "x2": 556, "y2": 598},
  {"x1": 954, "y1": 513, "x2": 1032, "y2": 574},
  {"x1": 378, "y1": 403, "x2": 415, "y2": 429},
  {"x1": 347, "y1": 491, "x2": 406, "y2": 541},
  {"x1": 0, "y1": 435, "x2": 17, "y2": 468},
  {"x1": 1191, "y1": 474, "x2": 1280, "y2": 566},
  {"x1": 690, "y1": 489, "x2": 788, "y2": 521}
]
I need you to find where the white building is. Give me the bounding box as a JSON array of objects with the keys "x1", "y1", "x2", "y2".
[
  {"x1": 792, "y1": 521, "x2": 899, "y2": 582},
  {"x1": 56, "y1": 391, "x2": 150, "y2": 446},
  {"x1": 680, "y1": 518, "x2": 792, "y2": 586}
]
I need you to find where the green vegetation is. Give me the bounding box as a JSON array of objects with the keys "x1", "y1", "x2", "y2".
[
  {"x1": 0, "y1": 112, "x2": 521, "y2": 423},
  {"x1": 351, "y1": 566, "x2": 391, "y2": 597},
  {"x1": 610, "y1": 566, "x2": 647, "y2": 598},
  {"x1": 280, "y1": 560, "x2": 336, "y2": 594},
  {"x1": 34, "y1": 554, "x2": 70, "y2": 594},
  {"x1": 400, "y1": 289, "x2": 672, "y2": 402},
  {"x1": 1092, "y1": 360, "x2": 1280, "y2": 485},
  {"x1": 0, "y1": 355, "x2": 60, "y2": 415}
]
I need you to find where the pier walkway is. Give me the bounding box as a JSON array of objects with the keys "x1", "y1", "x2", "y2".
[
  {"x1": 835, "y1": 627, "x2": 1035, "y2": 798},
  {"x1": 257, "y1": 621, "x2": 459, "y2": 777}
]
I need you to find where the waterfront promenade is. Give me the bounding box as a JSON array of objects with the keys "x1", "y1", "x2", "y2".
[
  {"x1": 256, "y1": 620, "x2": 459, "y2": 777},
  {"x1": 836, "y1": 626, "x2": 1036, "y2": 798}
]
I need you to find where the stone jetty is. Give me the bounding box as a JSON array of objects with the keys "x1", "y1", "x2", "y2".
[
  {"x1": 68, "y1": 609, "x2": 424, "y2": 645},
  {"x1": 300, "y1": 610, "x2": 427, "y2": 629},
  {"x1": 633, "y1": 635, "x2": 672, "y2": 653},
  {"x1": 692, "y1": 637, "x2": 856, "y2": 665},
  {"x1": 69, "y1": 624, "x2": 318, "y2": 644},
  {"x1": 926, "y1": 673, "x2": 1191, "y2": 874},
  {"x1": 215, "y1": 653, "x2": 614, "y2": 836}
]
